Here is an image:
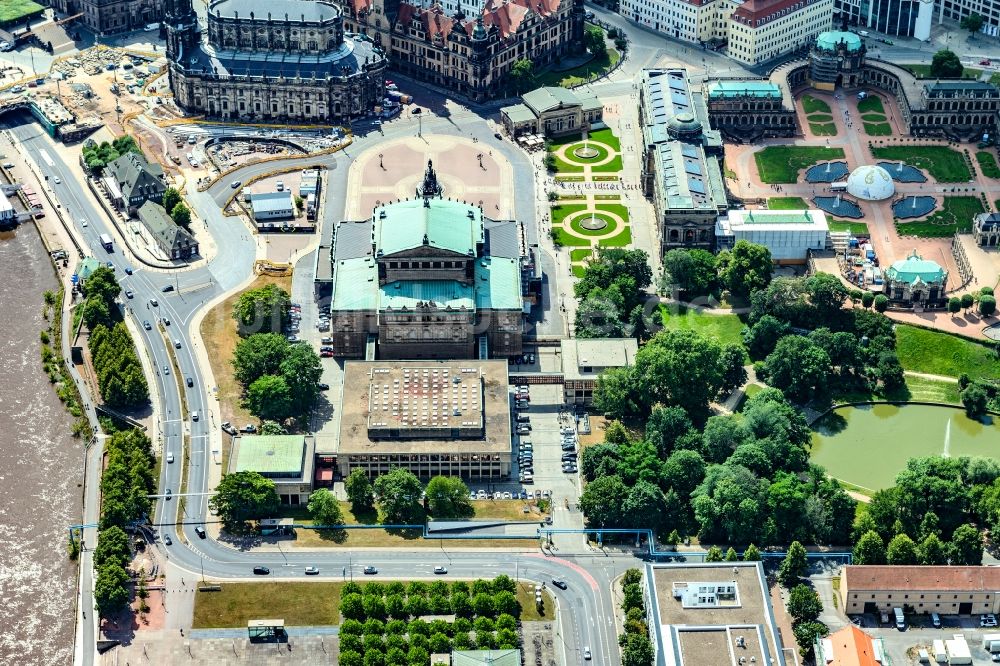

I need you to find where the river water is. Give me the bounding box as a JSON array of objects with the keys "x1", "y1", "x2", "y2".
[{"x1": 0, "y1": 225, "x2": 81, "y2": 664}]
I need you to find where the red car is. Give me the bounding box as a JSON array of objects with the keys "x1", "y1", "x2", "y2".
[
  {"x1": 320, "y1": 350, "x2": 334, "y2": 358},
  {"x1": 982, "y1": 59, "x2": 992, "y2": 66}
]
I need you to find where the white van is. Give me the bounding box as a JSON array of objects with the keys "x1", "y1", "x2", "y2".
[{"x1": 144, "y1": 23, "x2": 159, "y2": 31}]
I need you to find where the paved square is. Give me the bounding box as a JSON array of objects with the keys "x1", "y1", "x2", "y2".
[{"x1": 345, "y1": 135, "x2": 515, "y2": 219}]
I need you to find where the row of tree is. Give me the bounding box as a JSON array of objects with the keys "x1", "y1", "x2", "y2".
[
  {"x1": 580, "y1": 389, "x2": 856, "y2": 546},
  {"x1": 82, "y1": 135, "x2": 143, "y2": 176},
  {"x1": 82, "y1": 265, "x2": 148, "y2": 409},
  {"x1": 338, "y1": 578, "x2": 522, "y2": 666},
  {"x1": 619, "y1": 569, "x2": 654, "y2": 666},
  {"x1": 343, "y1": 468, "x2": 478, "y2": 524},
  {"x1": 94, "y1": 429, "x2": 156, "y2": 616}
]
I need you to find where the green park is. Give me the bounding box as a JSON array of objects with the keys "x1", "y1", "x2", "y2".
[{"x1": 753, "y1": 146, "x2": 846, "y2": 183}]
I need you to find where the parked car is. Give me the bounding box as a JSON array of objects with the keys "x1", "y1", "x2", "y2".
[
  {"x1": 242, "y1": 424, "x2": 258, "y2": 434},
  {"x1": 318, "y1": 382, "x2": 330, "y2": 390},
  {"x1": 981, "y1": 614, "x2": 998, "y2": 628},
  {"x1": 221, "y1": 422, "x2": 238, "y2": 435}
]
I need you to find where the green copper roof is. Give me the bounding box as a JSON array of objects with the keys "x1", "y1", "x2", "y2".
[
  {"x1": 501, "y1": 103, "x2": 538, "y2": 124},
  {"x1": 234, "y1": 436, "x2": 305, "y2": 475},
  {"x1": 709, "y1": 81, "x2": 782, "y2": 99},
  {"x1": 885, "y1": 251, "x2": 946, "y2": 284},
  {"x1": 379, "y1": 280, "x2": 475, "y2": 310},
  {"x1": 475, "y1": 257, "x2": 523, "y2": 311},
  {"x1": 816, "y1": 31, "x2": 862, "y2": 53},
  {"x1": 373, "y1": 199, "x2": 482, "y2": 257},
  {"x1": 331, "y1": 257, "x2": 377, "y2": 310}
]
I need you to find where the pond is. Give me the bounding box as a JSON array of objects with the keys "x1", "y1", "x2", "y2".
[
  {"x1": 804, "y1": 161, "x2": 850, "y2": 183},
  {"x1": 810, "y1": 404, "x2": 1000, "y2": 493},
  {"x1": 892, "y1": 196, "x2": 937, "y2": 219}
]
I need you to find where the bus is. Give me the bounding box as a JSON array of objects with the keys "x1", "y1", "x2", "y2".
[{"x1": 99, "y1": 233, "x2": 113, "y2": 251}]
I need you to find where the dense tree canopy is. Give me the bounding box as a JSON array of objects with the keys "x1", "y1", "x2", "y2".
[
  {"x1": 930, "y1": 49, "x2": 963, "y2": 78},
  {"x1": 209, "y1": 470, "x2": 280, "y2": 529},
  {"x1": 717, "y1": 239, "x2": 772, "y2": 298},
  {"x1": 374, "y1": 468, "x2": 425, "y2": 524},
  {"x1": 232, "y1": 283, "x2": 291, "y2": 336},
  {"x1": 346, "y1": 469, "x2": 376, "y2": 514},
  {"x1": 660, "y1": 249, "x2": 718, "y2": 298},
  {"x1": 425, "y1": 476, "x2": 473, "y2": 519}
]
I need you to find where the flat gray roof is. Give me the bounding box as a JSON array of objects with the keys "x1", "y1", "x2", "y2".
[
  {"x1": 338, "y1": 360, "x2": 512, "y2": 456},
  {"x1": 560, "y1": 338, "x2": 637, "y2": 381},
  {"x1": 645, "y1": 562, "x2": 785, "y2": 666}
]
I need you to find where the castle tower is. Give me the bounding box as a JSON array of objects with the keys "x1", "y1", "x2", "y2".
[{"x1": 164, "y1": 0, "x2": 199, "y2": 62}]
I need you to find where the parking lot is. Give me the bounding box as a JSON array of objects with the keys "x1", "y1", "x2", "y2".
[{"x1": 852, "y1": 613, "x2": 1000, "y2": 664}]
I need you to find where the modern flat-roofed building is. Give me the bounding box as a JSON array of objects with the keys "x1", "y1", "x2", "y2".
[
  {"x1": 727, "y1": 0, "x2": 834, "y2": 66},
  {"x1": 251, "y1": 191, "x2": 296, "y2": 221},
  {"x1": 228, "y1": 435, "x2": 315, "y2": 505},
  {"x1": 619, "y1": 0, "x2": 734, "y2": 45},
  {"x1": 716, "y1": 208, "x2": 829, "y2": 264},
  {"x1": 334, "y1": 360, "x2": 513, "y2": 480},
  {"x1": 833, "y1": 0, "x2": 933, "y2": 39},
  {"x1": 644, "y1": 562, "x2": 787, "y2": 666},
  {"x1": 500, "y1": 86, "x2": 603, "y2": 138},
  {"x1": 640, "y1": 69, "x2": 729, "y2": 255},
  {"x1": 840, "y1": 565, "x2": 1000, "y2": 616},
  {"x1": 561, "y1": 338, "x2": 638, "y2": 405}
]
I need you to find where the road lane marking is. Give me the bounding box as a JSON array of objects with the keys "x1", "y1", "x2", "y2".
[{"x1": 39, "y1": 148, "x2": 54, "y2": 167}]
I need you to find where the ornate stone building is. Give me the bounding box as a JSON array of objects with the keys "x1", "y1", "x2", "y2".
[
  {"x1": 639, "y1": 69, "x2": 728, "y2": 255},
  {"x1": 705, "y1": 80, "x2": 797, "y2": 142},
  {"x1": 325, "y1": 163, "x2": 527, "y2": 360},
  {"x1": 973, "y1": 212, "x2": 1000, "y2": 248},
  {"x1": 49, "y1": 0, "x2": 161, "y2": 34},
  {"x1": 884, "y1": 250, "x2": 948, "y2": 308},
  {"x1": 705, "y1": 30, "x2": 1000, "y2": 143},
  {"x1": 164, "y1": 0, "x2": 387, "y2": 123},
  {"x1": 338, "y1": 0, "x2": 585, "y2": 101}
]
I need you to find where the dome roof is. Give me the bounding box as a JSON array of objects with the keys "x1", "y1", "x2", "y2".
[
  {"x1": 666, "y1": 112, "x2": 703, "y2": 138},
  {"x1": 816, "y1": 31, "x2": 863, "y2": 53},
  {"x1": 846, "y1": 165, "x2": 895, "y2": 201}
]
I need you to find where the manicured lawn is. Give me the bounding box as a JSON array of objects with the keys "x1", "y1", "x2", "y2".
[
  {"x1": 864, "y1": 122, "x2": 893, "y2": 136},
  {"x1": 754, "y1": 146, "x2": 846, "y2": 183},
  {"x1": 977, "y1": 150, "x2": 1000, "y2": 178},
  {"x1": 588, "y1": 128, "x2": 622, "y2": 153},
  {"x1": 568, "y1": 212, "x2": 621, "y2": 236},
  {"x1": 599, "y1": 226, "x2": 632, "y2": 247},
  {"x1": 807, "y1": 114, "x2": 834, "y2": 122},
  {"x1": 827, "y1": 219, "x2": 870, "y2": 235},
  {"x1": 570, "y1": 248, "x2": 595, "y2": 262},
  {"x1": 552, "y1": 227, "x2": 592, "y2": 247},
  {"x1": 194, "y1": 582, "x2": 344, "y2": 628},
  {"x1": 903, "y1": 375, "x2": 962, "y2": 405},
  {"x1": 896, "y1": 324, "x2": 1000, "y2": 380},
  {"x1": 800, "y1": 94, "x2": 831, "y2": 114},
  {"x1": 551, "y1": 204, "x2": 588, "y2": 225},
  {"x1": 905, "y1": 64, "x2": 982, "y2": 79},
  {"x1": 571, "y1": 265, "x2": 587, "y2": 278},
  {"x1": 857, "y1": 96, "x2": 886, "y2": 114},
  {"x1": 0, "y1": 0, "x2": 44, "y2": 24},
  {"x1": 533, "y1": 47, "x2": 621, "y2": 88},
  {"x1": 548, "y1": 128, "x2": 622, "y2": 173},
  {"x1": 659, "y1": 305, "x2": 746, "y2": 351},
  {"x1": 870, "y1": 145, "x2": 971, "y2": 182},
  {"x1": 861, "y1": 114, "x2": 886, "y2": 122},
  {"x1": 809, "y1": 123, "x2": 838, "y2": 136},
  {"x1": 768, "y1": 197, "x2": 808, "y2": 209},
  {"x1": 895, "y1": 196, "x2": 984, "y2": 237}
]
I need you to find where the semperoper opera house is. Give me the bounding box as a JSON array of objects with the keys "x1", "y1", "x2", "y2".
[{"x1": 164, "y1": 0, "x2": 387, "y2": 123}]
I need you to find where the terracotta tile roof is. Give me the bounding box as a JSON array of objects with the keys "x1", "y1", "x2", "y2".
[
  {"x1": 731, "y1": 0, "x2": 813, "y2": 27},
  {"x1": 823, "y1": 626, "x2": 882, "y2": 666},
  {"x1": 397, "y1": 3, "x2": 416, "y2": 26},
  {"x1": 844, "y1": 566, "x2": 1000, "y2": 592},
  {"x1": 421, "y1": 6, "x2": 456, "y2": 40},
  {"x1": 352, "y1": 0, "x2": 371, "y2": 14},
  {"x1": 482, "y1": 1, "x2": 529, "y2": 38}
]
